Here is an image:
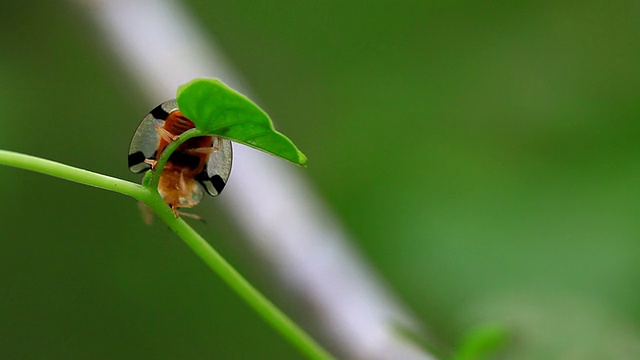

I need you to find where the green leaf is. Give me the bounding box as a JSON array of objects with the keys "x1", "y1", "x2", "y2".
[
  {"x1": 452, "y1": 323, "x2": 509, "y2": 360},
  {"x1": 176, "y1": 78, "x2": 308, "y2": 166}
]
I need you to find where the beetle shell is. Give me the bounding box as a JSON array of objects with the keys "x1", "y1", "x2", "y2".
[{"x1": 128, "y1": 99, "x2": 232, "y2": 214}]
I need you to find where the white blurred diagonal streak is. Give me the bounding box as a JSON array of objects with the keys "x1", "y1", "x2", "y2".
[{"x1": 75, "y1": 1, "x2": 434, "y2": 359}]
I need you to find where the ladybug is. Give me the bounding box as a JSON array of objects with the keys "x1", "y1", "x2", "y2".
[{"x1": 128, "y1": 99, "x2": 232, "y2": 217}]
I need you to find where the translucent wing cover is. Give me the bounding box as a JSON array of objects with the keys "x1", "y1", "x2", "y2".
[
  {"x1": 197, "y1": 139, "x2": 233, "y2": 196},
  {"x1": 128, "y1": 98, "x2": 233, "y2": 197},
  {"x1": 128, "y1": 99, "x2": 178, "y2": 173}
]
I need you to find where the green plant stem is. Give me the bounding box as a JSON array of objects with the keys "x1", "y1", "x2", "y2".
[
  {"x1": 0, "y1": 149, "x2": 334, "y2": 360},
  {"x1": 0, "y1": 150, "x2": 147, "y2": 200},
  {"x1": 148, "y1": 128, "x2": 202, "y2": 190},
  {"x1": 153, "y1": 206, "x2": 334, "y2": 360}
]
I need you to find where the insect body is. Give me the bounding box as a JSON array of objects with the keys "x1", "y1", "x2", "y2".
[{"x1": 128, "y1": 99, "x2": 232, "y2": 217}]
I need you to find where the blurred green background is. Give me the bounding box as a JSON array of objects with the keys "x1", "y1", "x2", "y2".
[{"x1": 2, "y1": 1, "x2": 640, "y2": 359}]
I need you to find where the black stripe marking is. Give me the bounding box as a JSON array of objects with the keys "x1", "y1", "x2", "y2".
[
  {"x1": 208, "y1": 175, "x2": 227, "y2": 194},
  {"x1": 150, "y1": 104, "x2": 170, "y2": 120},
  {"x1": 128, "y1": 151, "x2": 149, "y2": 173},
  {"x1": 197, "y1": 173, "x2": 227, "y2": 196}
]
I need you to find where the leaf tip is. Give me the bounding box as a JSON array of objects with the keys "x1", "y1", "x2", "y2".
[
  {"x1": 298, "y1": 152, "x2": 309, "y2": 167},
  {"x1": 176, "y1": 77, "x2": 310, "y2": 168}
]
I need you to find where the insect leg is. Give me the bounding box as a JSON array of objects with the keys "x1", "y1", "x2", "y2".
[
  {"x1": 170, "y1": 205, "x2": 181, "y2": 218},
  {"x1": 155, "y1": 125, "x2": 180, "y2": 142},
  {"x1": 144, "y1": 159, "x2": 158, "y2": 169},
  {"x1": 185, "y1": 147, "x2": 218, "y2": 155},
  {"x1": 185, "y1": 137, "x2": 223, "y2": 155},
  {"x1": 175, "y1": 210, "x2": 204, "y2": 221}
]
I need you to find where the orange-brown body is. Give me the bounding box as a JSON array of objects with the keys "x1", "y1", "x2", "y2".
[{"x1": 156, "y1": 111, "x2": 214, "y2": 216}]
